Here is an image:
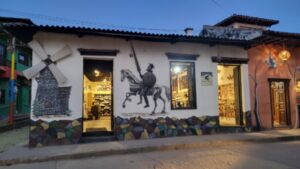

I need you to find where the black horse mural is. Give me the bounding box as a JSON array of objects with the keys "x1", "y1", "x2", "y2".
[
  {"x1": 120, "y1": 42, "x2": 170, "y2": 115},
  {"x1": 120, "y1": 69, "x2": 170, "y2": 115}
]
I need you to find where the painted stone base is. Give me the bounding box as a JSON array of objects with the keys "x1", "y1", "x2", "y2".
[
  {"x1": 29, "y1": 118, "x2": 82, "y2": 147},
  {"x1": 114, "y1": 116, "x2": 219, "y2": 140}
]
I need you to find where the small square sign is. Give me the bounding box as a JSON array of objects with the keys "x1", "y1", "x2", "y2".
[{"x1": 201, "y1": 72, "x2": 213, "y2": 86}]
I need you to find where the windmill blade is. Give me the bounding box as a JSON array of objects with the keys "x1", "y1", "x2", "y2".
[
  {"x1": 28, "y1": 40, "x2": 48, "y2": 60},
  {"x1": 48, "y1": 64, "x2": 67, "y2": 86},
  {"x1": 51, "y1": 45, "x2": 72, "y2": 62},
  {"x1": 23, "y1": 62, "x2": 46, "y2": 79}
]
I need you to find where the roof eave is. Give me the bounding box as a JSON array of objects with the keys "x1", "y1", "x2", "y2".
[
  {"x1": 214, "y1": 14, "x2": 279, "y2": 27},
  {"x1": 3, "y1": 24, "x2": 251, "y2": 48}
]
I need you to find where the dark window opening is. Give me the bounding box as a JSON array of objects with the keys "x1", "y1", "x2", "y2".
[
  {"x1": 0, "y1": 44, "x2": 6, "y2": 66},
  {"x1": 0, "y1": 89, "x2": 5, "y2": 104},
  {"x1": 18, "y1": 53, "x2": 29, "y2": 66}
]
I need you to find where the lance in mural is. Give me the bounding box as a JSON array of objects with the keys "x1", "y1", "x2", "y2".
[{"x1": 121, "y1": 42, "x2": 170, "y2": 115}]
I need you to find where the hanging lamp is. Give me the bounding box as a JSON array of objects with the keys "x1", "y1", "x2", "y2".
[{"x1": 278, "y1": 42, "x2": 291, "y2": 61}]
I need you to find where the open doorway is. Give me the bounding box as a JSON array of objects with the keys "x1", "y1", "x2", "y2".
[
  {"x1": 83, "y1": 59, "x2": 113, "y2": 136},
  {"x1": 217, "y1": 64, "x2": 242, "y2": 126}
]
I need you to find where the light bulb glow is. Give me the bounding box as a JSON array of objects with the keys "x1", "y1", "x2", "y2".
[
  {"x1": 278, "y1": 50, "x2": 291, "y2": 61},
  {"x1": 94, "y1": 69, "x2": 100, "y2": 77},
  {"x1": 174, "y1": 66, "x2": 181, "y2": 73}
]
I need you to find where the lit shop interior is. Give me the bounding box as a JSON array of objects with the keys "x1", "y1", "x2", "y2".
[
  {"x1": 170, "y1": 62, "x2": 196, "y2": 109},
  {"x1": 83, "y1": 60, "x2": 113, "y2": 133},
  {"x1": 217, "y1": 65, "x2": 241, "y2": 126}
]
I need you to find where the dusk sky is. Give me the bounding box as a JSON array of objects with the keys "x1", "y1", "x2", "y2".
[{"x1": 1, "y1": 0, "x2": 300, "y2": 34}]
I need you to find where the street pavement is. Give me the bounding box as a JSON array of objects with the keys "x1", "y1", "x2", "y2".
[
  {"x1": 1, "y1": 129, "x2": 300, "y2": 166},
  {"x1": 0, "y1": 127, "x2": 28, "y2": 153},
  {"x1": 1, "y1": 141, "x2": 300, "y2": 169},
  {"x1": 1, "y1": 128, "x2": 300, "y2": 168}
]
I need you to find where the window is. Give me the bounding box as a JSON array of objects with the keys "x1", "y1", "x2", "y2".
[
  {"x1": 0, "y1": 89, "x2": 5, "y2": 104},
  {"x1": 0, "y1": 44, "x2": 6, "y2": 65},
  {"x1": 18, "y1": 53, "x2": 29, "y2": 66},
  {"x1": 170, "y1": 62, "x2": 196, "y2": 109}
]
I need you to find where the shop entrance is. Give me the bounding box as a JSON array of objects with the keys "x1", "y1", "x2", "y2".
[
  {"x1": 270, "y1": 80, "x2": 290, "y2": 127},
  {"x1": 83, "y1": 59, "x2": 113, "y2": 136},
  {"x1": 217, "y1": 64, "x2": 242, "y2": 126}
]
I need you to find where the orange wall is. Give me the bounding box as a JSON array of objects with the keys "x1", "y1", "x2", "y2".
[{"x1": 248, "y1": 45, "x2": 300, "y2": 129}]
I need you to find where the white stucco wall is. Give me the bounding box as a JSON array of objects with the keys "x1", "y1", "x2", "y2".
[{"x1": 30, "y1": 32, "x2": 250, "y2": 122}]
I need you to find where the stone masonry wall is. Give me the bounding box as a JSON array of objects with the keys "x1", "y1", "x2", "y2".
[
  {"x1": 29, "y1": 118, "x2": 82, "y2": 147},
  {"x1": 114, "y1": 116, "x2": 219, "y2": 140}
]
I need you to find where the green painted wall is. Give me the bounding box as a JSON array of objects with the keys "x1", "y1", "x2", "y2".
[
  {"x1": 0, "y1": 31, "x2": 32, "y2": 119},
  {"x1": 0, "y1": 80, "x2": 9, "y2": 118}
]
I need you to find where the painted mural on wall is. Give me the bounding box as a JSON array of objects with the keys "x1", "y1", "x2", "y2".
[
  {"x1": 121, "y1": 42, "x2": 170, "y2": 116},
  {"x1": 23, "y1": 40, "x2": 73, "y2": 117},
  {"x1": 32, "y1": 68, "x2": 71, "y2": 116}
]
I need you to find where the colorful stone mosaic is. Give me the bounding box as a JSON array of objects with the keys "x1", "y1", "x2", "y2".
[
  {"x1": 114, "y1": 116, "x2": 219, "y2": 141},
  {"x1": 29, "y1": 113, "x2": 252, "y2": 146},
  {"x1": 29, "y1": 118, "x2": 82, "y2": 147}
]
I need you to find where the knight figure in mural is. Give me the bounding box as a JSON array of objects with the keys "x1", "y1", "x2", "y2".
[
  {"x1": 138, "y1": 63, "x2": 156, "y2": 108},
  {"x1": 120, "y1": 42, "x2": 170, "y2": 115}
]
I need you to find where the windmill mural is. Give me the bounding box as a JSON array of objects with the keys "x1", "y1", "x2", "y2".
[{"x1": 23, "y1": 40, "x2": 73, "y2": 117}]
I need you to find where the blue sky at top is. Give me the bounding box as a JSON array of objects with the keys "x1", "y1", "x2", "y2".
[{"x1": 0, "y1": 0, "x2": 299, "y2": 34}]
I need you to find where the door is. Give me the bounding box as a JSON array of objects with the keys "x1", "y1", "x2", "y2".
[
  {"x1": 217, "y1": 64, "x2": 243, "y2": 126},
  {"x1": 270, "y1": 80, "x2": 290, "y2": 127},
  {"x1": 83, "y1": 59, "x2": 113, "y2": 136}
]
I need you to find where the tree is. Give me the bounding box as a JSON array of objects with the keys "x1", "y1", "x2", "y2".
[
  {"x1": 284, "y1": 57, "x2": 299, "y2": 129},
  {"x1": 249, "y1": 58, "x2": 263, "y2": 130}
]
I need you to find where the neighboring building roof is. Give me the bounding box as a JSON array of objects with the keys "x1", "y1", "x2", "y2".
[
  {"x1": 263, "y1": 30, "x2": 300, "y2": 39},
  {"x1": 214, "y1": 14, "x2": 279, "y2": 27},
  {"x1": 2, "y1": 22, "x2": 252, "y2": 47},
  {"x1": 251, "y1": 30, "x2": 300, "y2": 47},
  {"x1": 0, "y1": 16, "x2": 34, "y2": 25}
]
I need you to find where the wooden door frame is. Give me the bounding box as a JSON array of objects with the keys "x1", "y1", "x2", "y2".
[
  {"x1": 217, "y1": 64, "x2": 244, "y2": 126},
  {"x1": 268, "y1": 78, "x2": 291, "y2": 128},
  {"x1": 82, "y1": 59, "x2": 114, "y2": 137}
]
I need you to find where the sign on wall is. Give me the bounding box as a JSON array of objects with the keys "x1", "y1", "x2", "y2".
[{"x1": 201, "y1": 72, "x2": 213, "y2": 86}]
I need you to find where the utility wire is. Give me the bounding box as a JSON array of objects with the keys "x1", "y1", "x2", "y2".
[
  {"x1": 0, "y1": 7, "x2": 202, "y2": 34},
  {"x1": 210, "y1": 0, "x2": 232, "y2": 15}
]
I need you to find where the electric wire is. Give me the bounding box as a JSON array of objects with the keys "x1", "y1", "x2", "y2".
[{"x1": 210, "y1": 0, "x2": 232, "y2": 15}]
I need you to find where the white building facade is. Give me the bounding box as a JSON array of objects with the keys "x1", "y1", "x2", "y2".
[{"x1": 5, "y1": 23, "x2": 252, "y2": 146}]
